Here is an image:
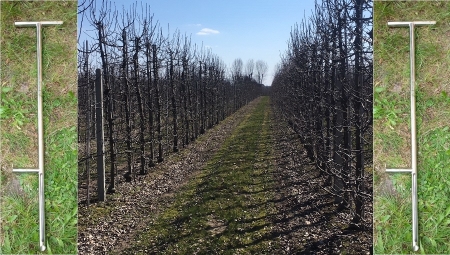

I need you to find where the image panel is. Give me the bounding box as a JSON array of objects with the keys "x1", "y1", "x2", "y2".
[
  {"x1": 0, "y1": 1, "x2": 78, "y2": 254},
  {"x1": 78, "y1": 0, "x2": 372, "y2": 254},
  {"x1": 373, "y1": 1, "x2": 450, "y2": 254}
]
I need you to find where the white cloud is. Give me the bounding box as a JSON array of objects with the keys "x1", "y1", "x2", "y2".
[{"x1": 197, "y1": 28, "x2": 219, "y2": 35}]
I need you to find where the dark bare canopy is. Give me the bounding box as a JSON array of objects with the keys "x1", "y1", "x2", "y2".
[{"x1": 255, "y1": 60, "x2": 268, "y2": 84}]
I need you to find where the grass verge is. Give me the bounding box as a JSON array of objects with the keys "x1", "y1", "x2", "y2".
[
  {"x1": 0, "y1": 1, "x2": 78, "y2": 254},
  {"x1": 373, "y1": 1, "x2": 450, "y2": 254},
  {"x1": 120, "y1": 96, "x2": 276, "y2": 254}
]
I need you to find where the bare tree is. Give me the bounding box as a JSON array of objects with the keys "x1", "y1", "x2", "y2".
[
  {"x1": 255, "y1": 60, "x2": 268, "y2": 84},
  {"x1": 231, "y1": 58, "x2": 243, "y2": 82},
  {"x1": 166, "y1": 30, "x2": 182, "y2": 153},
  {"x1": 231, "y1": 58, "x2": 243, "y2": 111},
  {"x1": 245, "y1": 59, "x2": 254, "y2": 79}
]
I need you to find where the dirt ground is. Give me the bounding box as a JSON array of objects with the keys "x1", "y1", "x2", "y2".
[{"x1": 77, "y1": 97, "x2": 372, "y2": 254}]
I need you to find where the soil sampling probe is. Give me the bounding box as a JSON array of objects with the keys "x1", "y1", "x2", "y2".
[
  {"x1": 385, "y1": 20, "x2": 435, "y2": 252},
  {"x1": 12, "y1": 21, "x2": 63, "y2": 252}
]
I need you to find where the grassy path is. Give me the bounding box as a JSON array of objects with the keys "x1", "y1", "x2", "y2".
[{"x1": 122, "y1": 96, "x2": 276, "y2": 254}]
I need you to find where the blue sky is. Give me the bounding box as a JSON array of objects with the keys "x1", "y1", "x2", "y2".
[{"x1": 78, "y1": 0, "x2": 316, "y2": 85}]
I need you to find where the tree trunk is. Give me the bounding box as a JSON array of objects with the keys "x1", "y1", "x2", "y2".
[
  {"x1": 153, "y1": 44, "x2": 163, "y2": 163},
  {"x1": 145, "y1": 42, "x2": 155, "y2": 167},
  {"x1": 121, "y1": 30, "x2": 133, "y2": 182},
  {"x1": 134, "y1": 38, "x2": 147, "y2": 175},
  {"x1": 352, "y1": 0, "x2": 364, "y2": 227},
  {"x1": 169, "y1": 54, "x2": 179, "y2": 152}
]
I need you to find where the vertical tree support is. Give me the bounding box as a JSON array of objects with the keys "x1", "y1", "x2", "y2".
[
  {"x1": 12, "y1": 20, "x2": 63, "y2": 252},
  {"x1": 84, "y1": 40, "x2": 91, "y2": 206},
  {"x1": 95, "y1": 69, "x2": 106, "y2": 201},
  {"x1": 386, "y1": 20, "x2": 435, "y2": 252}
]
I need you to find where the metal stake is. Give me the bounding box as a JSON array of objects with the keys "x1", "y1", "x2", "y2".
[
  {"x1": 386, "y1": 21, "x2": 435, "y2": 252},
  {"x1": 12, "y1": 21, "x2": 63, "y2": 252}
]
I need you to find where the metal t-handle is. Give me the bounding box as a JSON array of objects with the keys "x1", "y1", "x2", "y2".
[
  {"x1": 12, "y1": 21, "x2": 63, "y2": 252},
  {"x1": 386, "y1": 21, "x2": 435, "y2": 252}
]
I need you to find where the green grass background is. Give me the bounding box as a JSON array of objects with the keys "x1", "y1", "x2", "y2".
[
  {"x1": 373, "y1": 1, "x2": 450, "y2": 254},
  {"x1": 0, "y1": 1, "x2": 78, "y2": 254}
]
